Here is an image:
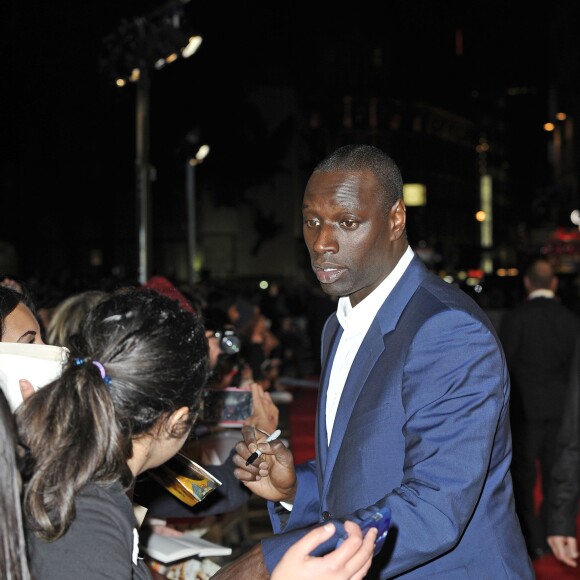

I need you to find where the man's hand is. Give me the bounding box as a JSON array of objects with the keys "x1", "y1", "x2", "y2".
[
  {"x1": 271, "y1": 521, "x2": 377, "y2": 580},
  {"x1": 233, "y1": 425, "x2": 297, "y2": 503},
  {"x1": 548, "y1": 535, "x2": 579, "y2": 567},
  {"x1": 244, "y1": 382, "x2": 279, "y2": 434},
  {"x1": 211, "y1": 541, "x2": 269, "y2": 579}
]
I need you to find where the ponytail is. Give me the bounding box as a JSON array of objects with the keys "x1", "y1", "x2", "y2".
[{"x1": 18, "y1": 360, "x2": 129, "y2": 541}]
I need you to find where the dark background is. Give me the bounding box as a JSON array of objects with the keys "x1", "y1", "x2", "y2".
[{"x1": 0, "y1": 1, "x2": 575, "y2": 285}]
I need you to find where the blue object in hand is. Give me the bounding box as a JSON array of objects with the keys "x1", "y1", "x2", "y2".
[
  {"x1": 309, "y1": 520, "x2": 349, "y2": 557},
  {"x1": 309, "y1": 506, "x2": 391, "y2": 557}
]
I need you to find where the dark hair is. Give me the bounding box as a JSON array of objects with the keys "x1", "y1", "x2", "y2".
[
  {"x1": 18, "y1": 288, "x2": 209, "y2": 541},
  {"x1": 314, "y1": 144, "x2": 404, "y2": 212},
  {"x1": 0, "y1": 286, "x2": 38, "y2": 341},
  {"x1": 525, "y1": 258, "x2": 554, "y2": 290},
  {"x1": 0, "y1": 390, "x2": 31, "y2": 580}
]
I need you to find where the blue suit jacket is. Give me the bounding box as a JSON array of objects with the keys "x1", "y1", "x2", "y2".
[{"x1": 262, "y1": 256, "x2": 533, "y2": 578}]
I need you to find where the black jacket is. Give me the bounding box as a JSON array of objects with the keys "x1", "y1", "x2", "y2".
[
  {"x1": 546, "y1": 332, "x2": 580, "y2": 537},
  {"x1": 499, "y1": 296, "x2": 580, "y2": 421}
]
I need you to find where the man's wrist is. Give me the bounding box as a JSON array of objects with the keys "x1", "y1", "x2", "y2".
[
  {"x1": 210, "y1": 541, "x2": 268, "y2": 579},
  {"x1": 279, "y1": 480, "x2": 297, "y2": 505}
]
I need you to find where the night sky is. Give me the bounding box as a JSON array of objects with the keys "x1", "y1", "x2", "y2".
[{"x1": 0, "y1": 1, "x2": 561, "y2": 280}]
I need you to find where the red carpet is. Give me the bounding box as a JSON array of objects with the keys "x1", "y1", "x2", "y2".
[
  {"x1": 536, "y1": 554, "x2": 580, "y2": 579},
  {"x1": 288, "y1": 389, "x2": 580, "y2": 577},
  {"x1": 288, "y1": 387, "x2": 317, "y2": 464}
]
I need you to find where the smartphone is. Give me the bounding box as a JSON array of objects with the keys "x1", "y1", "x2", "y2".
[
  {"x1": 309, "y1": 506, "x2": 391, "y2": 557},
  {"x1": 198, "y1": 387, "x2": 253, "y2": 426},
  {"x1": 356, "y1": 506, "x2": 391, "y2": 554}
]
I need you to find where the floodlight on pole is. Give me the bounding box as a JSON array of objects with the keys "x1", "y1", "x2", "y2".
[
  {"x1": 99, "y1": 0, "x2": 202, "y2": 284},
  {"x1": 186, "y1": 143, "x2": 210, "y2": 287},
  {"x1": 194, "y1": 144, "x2": 210, "y2": 163}
]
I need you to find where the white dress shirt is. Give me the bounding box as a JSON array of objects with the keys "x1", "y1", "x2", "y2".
[{"x1": 325, "y1": 246, "x2": 414, "y2": 443}]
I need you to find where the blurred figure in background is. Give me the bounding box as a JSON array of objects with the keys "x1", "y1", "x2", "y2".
[
  {"x1": 500, "y1": 257, "x2": 580, "y2": 560},
  {"x1": 238, "y1": 309, "x2": 280, "y2": 388},
  {"x1": 546, "y1": 330, "x2": 580, "y2": 567},
  {"x1": 259, "y1": 281, "x2": 288, "y2": 335},
  {"x1": 46, "y1": 290, "x2": 110, "y2": 348}
]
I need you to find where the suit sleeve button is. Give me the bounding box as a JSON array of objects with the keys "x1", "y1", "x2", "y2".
[{"x1": 322, "y1": 511, "x2": 333, "y2": 521}]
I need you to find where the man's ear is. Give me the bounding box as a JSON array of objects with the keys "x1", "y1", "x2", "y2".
[
  {"x1": 390, "y1": 200, "x2": 407, "y2": 240},
  {"x1": 166, "y1": 406, "x2": 191, "y2": 438}
]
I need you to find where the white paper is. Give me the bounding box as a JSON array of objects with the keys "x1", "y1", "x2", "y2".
[
  {"x1": 0, "y1": 343, "x2": 69, "y2": 411},
  {"x1": 143, "y1": 531, "x2": 232, "y2": 563}
]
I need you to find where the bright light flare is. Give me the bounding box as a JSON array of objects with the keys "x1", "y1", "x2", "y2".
[{"x1": 182, "y1": 36, "x2": 202, "y2": 58}]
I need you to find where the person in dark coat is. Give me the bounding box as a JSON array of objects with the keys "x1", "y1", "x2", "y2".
[
  {"x1": 546, "y1": 330, "x2": 580, "y2": 567},
  {"x1": 499, "y1": 257, "x2": 580, "y2": 559}
]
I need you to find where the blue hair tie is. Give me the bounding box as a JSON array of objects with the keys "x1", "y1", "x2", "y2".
[{"x1": 74, "y1": 357, "x2": 112, "y2": 385}]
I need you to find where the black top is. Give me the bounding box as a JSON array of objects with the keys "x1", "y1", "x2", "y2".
[
  {"x1": 547, "y1": 333, "x2": 580, "y2": 537},
  {"x1": 28, "y1": 481, "x2": 152, "y2": 580}
]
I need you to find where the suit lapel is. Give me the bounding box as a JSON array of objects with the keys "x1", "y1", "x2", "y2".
[
  {"x1": 321, "y1": 324, "x2": 385, "y2": 497},
  {"x1": 320, "y1": 255, "x2": 429, "y2": 494}
]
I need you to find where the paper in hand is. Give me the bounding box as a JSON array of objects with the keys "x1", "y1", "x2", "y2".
[{"x1": 0, "y1": 342, "x2": 69, "y2": 411}]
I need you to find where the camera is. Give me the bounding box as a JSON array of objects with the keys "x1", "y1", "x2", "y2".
[{"x1": 213, "y1": 328, "x2": 241, "y2": 355}]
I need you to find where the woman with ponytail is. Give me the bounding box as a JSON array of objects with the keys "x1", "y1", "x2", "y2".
[{"x1": 17, "y1": 288, "x2": 209, "y2": 579}]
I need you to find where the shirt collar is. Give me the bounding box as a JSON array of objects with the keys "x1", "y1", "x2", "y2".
[
  {"x1": 337, "y1": 246, "x2": 415, "y2": 330},
  {"x1": 528, "y1": 289, "x2": 555, "y2": 300}
]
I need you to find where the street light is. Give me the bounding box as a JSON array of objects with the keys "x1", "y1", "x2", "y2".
[
  {"x1": 100, "y1": 0, "x2": 203, "y2": 284},
  {"x1": 186, "y1": 144, "x2": 210, "y2": 287}
]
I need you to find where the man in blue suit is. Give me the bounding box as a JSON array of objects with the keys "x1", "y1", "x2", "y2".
[{"x1": 215, "y1": 144, "x2": 533, "y2": 578}]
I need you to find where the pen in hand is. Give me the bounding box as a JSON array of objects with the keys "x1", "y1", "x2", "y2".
[{"x1": 246, "y1": 428, "x2": 282, "y2": 466}]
